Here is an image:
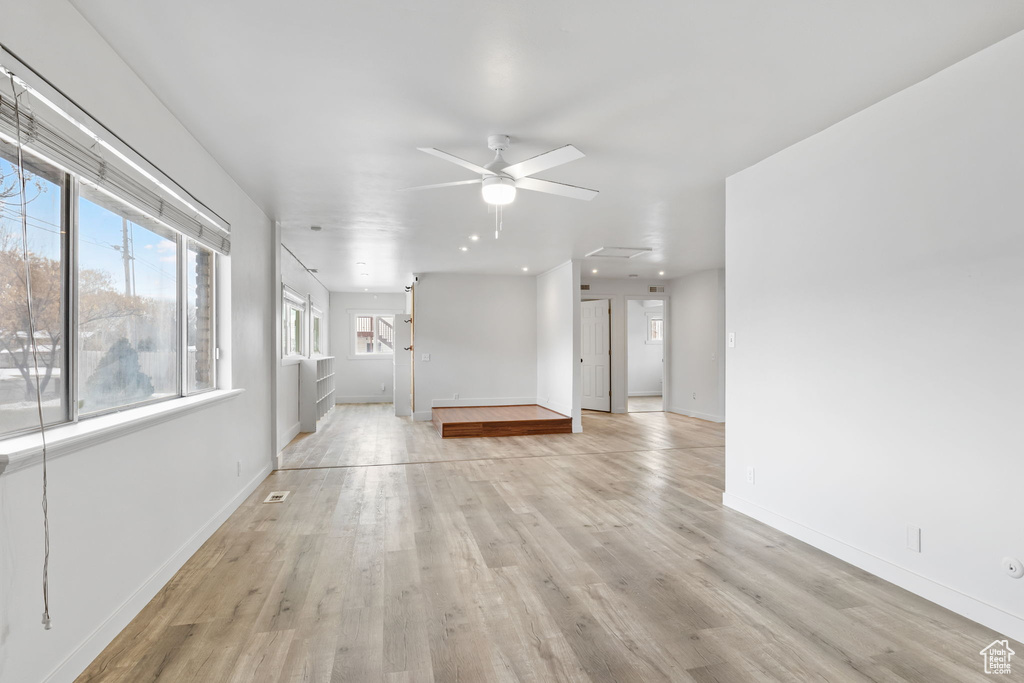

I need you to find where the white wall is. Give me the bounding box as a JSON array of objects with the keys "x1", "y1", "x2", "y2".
[
  {"x1": 536, "y1": 261, "x2": 581, "y2": 429},
  {"x1": 666, "y1": 269, "x2": 725, "y2": 422},
  {"x1": 627, "y1": 300, "x2": 664, "y2": 396},
  {"x1": 413, "y1": 273, "x2": 536, "y2": 420},
  {"x1": 725, "y1": 31, "x2": 1024, "y2": 641},
  {"x1": 329, "y1": 292, "x2": 406, "y2": 404},
  {"x1": 579, "y1": 277, "x2": 669, "y2": 413},
  {"x1": 0, "y1": 2, "x2": 275, "y2": 681},
  {"x1": 275, "y1": 247, "x2": 329, "y2": 450}
]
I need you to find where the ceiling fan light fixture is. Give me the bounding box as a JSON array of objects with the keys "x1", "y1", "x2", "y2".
[{"x1": 481, "y1": 176, "x2": 516, "y2": 205}]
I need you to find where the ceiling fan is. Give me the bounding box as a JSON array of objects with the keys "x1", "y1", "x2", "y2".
[{"x1": 402, "y1": 135, "x2": 598, "y2": 206}]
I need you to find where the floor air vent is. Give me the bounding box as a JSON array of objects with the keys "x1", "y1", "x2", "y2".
[
  {"x1": 264, "y1": 491, "x2": 290, "y2": 504},
  {"x1": 580, "y1": 284, "x2": 591, "y2": 290},
  {"x1": 649, "y1": 286, "x2": 665, "y2": 293}
]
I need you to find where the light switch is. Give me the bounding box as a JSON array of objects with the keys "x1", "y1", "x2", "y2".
[
  {"x1": 421, "y1": 353, "x2": 430, "y2": 362},
  {"x1": 727, "y1": 332, "x2": 736, "y2": 348}
]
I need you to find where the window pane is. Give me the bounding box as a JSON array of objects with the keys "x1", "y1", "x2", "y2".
[
  {"x1": 187, "y1": 240, "x2": 214, "y2": 392},
  {"x1": 312, "y1": 315, "x2": 321, "y2": 354},
  {"x1": 355, "y1": 315, "x2": 374, "y2": 354},
  {"x1": 0, "y1": 146, "x2": 67, "y2": 433},
  {"x1": 290, "y1": 307, "x2": 302, "y2": 355},
  {"x1": 78, "y1": 190, "x2": 178, "y2": 413},
  {"x1": 377, "y1": 315, "x2": 394, "y2": 353}
]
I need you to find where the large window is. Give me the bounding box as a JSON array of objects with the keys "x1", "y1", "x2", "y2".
[
  {"x1": 78, "y1": 190, "x2": 179, "y2": 413},
  {"x1": 311, "y1": 307, "x2": 323, "y2": 355},
  {"x1": 352, "y1": 312, "x2": 394, "y2": 357},
  {"x1": 0, "y1": 144, "x2": 67, "y2": 432},
  {"x1": 0, "y1": 136, "x2": 218, "y2": 436},
  {"x1": 283, "y1": 289, "x2": 305, "y2": 357}
]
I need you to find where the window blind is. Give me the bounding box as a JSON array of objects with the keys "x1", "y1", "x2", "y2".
[{"x1": 0, "y1": 52, "x2": 230, "y2": 254}]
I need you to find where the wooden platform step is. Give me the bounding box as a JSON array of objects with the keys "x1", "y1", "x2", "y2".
[{"x1": 431, "y1": 405, "x2": 572, "y2": 438}]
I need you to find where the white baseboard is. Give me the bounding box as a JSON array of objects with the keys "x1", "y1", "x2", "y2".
[
  {"x1": 666, "y1": 405, "x2": 725, "y2": 423},
  {"x1": 538, "y1": 401, "x2": 572, "y2": 418},
  {"x1": 722, "y1": 493, "x2": 1024, "y2": 643},
  {"x1": 334, "y1": 395, "x2": 393, "y2": 404},
  {"x1": 277, "y1": 421, "x2": 301, "y2": 451},
  {"x1": 430, "y1": 396, "x2": 536, "y2": 408},
  {"x1": 45, "y1": 463, "x2": 274, "y2": 683},
  {"x1": 413, "y1": 410, "x2": 432, "y2": 422},
  {"x1": 628, "y1": 391, "x2": 662, "y2": 397}
]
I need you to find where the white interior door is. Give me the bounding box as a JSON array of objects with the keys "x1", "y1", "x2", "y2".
[{"x1": 581, "y1": 299, "x2": 611, "y2": 411}]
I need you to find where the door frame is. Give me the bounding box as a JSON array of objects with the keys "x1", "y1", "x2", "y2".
[
  {"x1": 581, "y1": 295, "x2": 613, "y2": 412},
  {"x1": 623, "y1": 294, "x2": 669, "y2": 413}
]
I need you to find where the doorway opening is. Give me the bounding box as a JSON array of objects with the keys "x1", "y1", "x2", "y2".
[{"x1": 626, "y1": 299, "x2": 664, "y2": 412}]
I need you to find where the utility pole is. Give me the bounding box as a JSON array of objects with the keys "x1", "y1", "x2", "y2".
[{"x1": 121, "y1": 216, "x2": 132, "y2": 297}]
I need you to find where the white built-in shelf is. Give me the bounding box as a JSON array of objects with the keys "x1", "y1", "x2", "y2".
[{"x1": 300, "y1": 356, "x2": 335, "y2": 432}]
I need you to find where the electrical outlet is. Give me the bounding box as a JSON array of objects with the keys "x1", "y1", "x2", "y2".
[
  {"x1": 454, "y1": 392, "x2": 459, "y2": 400},
  {"x1": 692, "y1": 392, "x2": 696, "y2": 400},
  {"x1": 906, "y1": 525, "x2": 921, "y2": 552},
  {"x1": 728, "y1": 332, "x2": 736, "y2": 348},
  {"x1": 236, "y1": 461, "x2": 241, "y2": 477},
  {"x1": 746, "y1": 467, "x2": 755, "y2": 485},
  {"x1": 1003, "y1": 557, "x2": 1024, "y2": 579},
  {"x1": 380, "y1": 382, "x2": 386, "y2": 392},
  {"x1": 421, "y1": 353, "x2": 430, "y2": 362}
]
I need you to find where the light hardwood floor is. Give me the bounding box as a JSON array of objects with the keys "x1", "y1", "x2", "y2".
[
  {"x1": 78, "y1": 405, "x2": 1019, "y2": 682},
  {"x1": 627, "y1": 395, "x2": 663, "y2": 413}
]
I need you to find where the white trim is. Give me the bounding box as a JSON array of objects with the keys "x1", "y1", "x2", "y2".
[
  {"x1": 413, "y1": 410, "x2": 433, "y2": 422},
  {"x1": 430, "y1": 396, "x2": 536, "y2": 408},
  {"x1": 0, "y1": 389, "x2": 244, "y2": 475},
  {"x1": 722, "y1": 493, "x2": 1024, "y2": 643},
  {"x1": 43, "y1": 462, "x2": 273, "y2": 683},
  {"x1": 537, "y1": 401, "x2": 572, "y2": 418},
  {"x1": 666, "y1": 406, "x2": 724, "y2": 423},
  {"x1": 278, "y1": 420, "x2": 301, "y2": 452},
  {"x1": 335, "y1": 396, "x2": 393, "y2": 404},
  {"x1": 628, "y1": 391, "x2": 662, "y2": 397}
]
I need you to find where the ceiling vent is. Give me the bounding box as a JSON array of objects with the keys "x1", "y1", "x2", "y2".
[
  {"x1": 263, "y1": 491, "x2": 290, "y2": 504},
  {"x1": 580, "y1": 284, "x2": 591, "y2": 291},
  {"x1": 649, "y1": 286, "x2": 665, "y2": 293},
  {"x1": 585, "y1": 247, "x2": 653, "y2": 259}
]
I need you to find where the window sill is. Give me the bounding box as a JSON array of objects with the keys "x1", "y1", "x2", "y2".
[
  {"x1": 0, "y1": 388, "x2": 244, "y2": 476},
  {"x1": 281, "y1": 357, "x2": 303, "y2": 366}
]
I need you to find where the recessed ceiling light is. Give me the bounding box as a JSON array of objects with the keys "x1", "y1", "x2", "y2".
[
  {"x1": 522, "y1": 266, "x2": 529, "y2": 272},
  {"x1": 470, "y1": 235, "x2": 479, "y2": 241},
  {"x1": 592, "y1": 269, "x2": 598, "y2": 274},
  {"x1": 659, "y1": 271, "x2": 665, "y2": 276},
  {"x1": 628, "y1": 274, "x2": 638, "y2": 278},
  {"x1": 310, "y1": 225, "x2": 322, "y2": 232},
  {"x1": 355, "y1": 261, "x2": 366, "y2": 266},
  {"x1": 459, "y1": 246, "x2": 469, "y2": 252},
  {"x1": 360, "y1": 272, "x2": 369, "y2": 276}
]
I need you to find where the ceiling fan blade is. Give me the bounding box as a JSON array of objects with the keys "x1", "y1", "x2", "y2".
[
  {"x1": 400, "y1": 179, "x2": 482, "y2": 192},
  {"x1": 501, "y1": 144, "x2": 585, "y2": 180},
  {"x1": 417, "y1": 147, "x2": 492, "y2": 175},
  {"x1": 516, "y1": 176, "x2": 598, "y2": 201}
]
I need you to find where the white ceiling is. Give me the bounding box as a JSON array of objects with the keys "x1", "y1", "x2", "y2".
[{"x1": 70, "y1": 1, "x2": 1024, "y2": 292}]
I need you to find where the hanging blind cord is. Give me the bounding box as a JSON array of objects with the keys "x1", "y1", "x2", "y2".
[{"x1": 9, "y1": 74, "x2": 52, "y2": 630}]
